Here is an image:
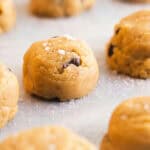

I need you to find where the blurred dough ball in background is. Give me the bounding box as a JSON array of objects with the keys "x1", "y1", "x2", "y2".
[
  {"x1": 101, "y1": 97, "x2": 150, "y2": 150},
  {"x1": 107, "y1": 10, "x2": 150, "y2": 79},
  {"x1": 30, "y1": 0, "x2": 95, "y2": 17},
  {"x1": 0, "y1": 0, "x2": 16, "y2": 33},
  {"x1": 0, "y1": 62, "x2": 19, "y2": 129},
  {"x1": 0, "y1": 126, "x2": 96, "y2": 150}
]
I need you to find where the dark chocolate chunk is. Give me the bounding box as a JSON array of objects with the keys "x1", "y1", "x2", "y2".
[
  {"x1": 69, "y1": 57, "x2": 81, "y2": 66},
  {"x1": 51, "y1": 36, "x2": 59, "y2": 38},
  {"x1": 63, "y1": 57, "x2": 81, "y2": 69},
  {"x1": 0, "y1": 9, "x2": 2, "y2": 15},
  {"x1": 8, "y1": 68, "x2": 12, "y2": 72},
  {"x1": 108, "y1": 44, "x2": 115, "y2": 57},
  {"x1": 115, "y1": 28, "x2": 120, "y2": 34}
]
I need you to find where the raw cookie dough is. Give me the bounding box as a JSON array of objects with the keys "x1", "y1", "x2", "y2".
[
  {"x1": 100, "y1": 97, "x2": 150, "y2": 150},
  {"x1": 30, "y1": 0, "x2": 95, "y2": 17},
  {"x1": 0, "y1": 126, "x2": 96, "y2": 150},
  {"x1": 0, "y1": 62, "x2": 19, "y2": 128},
  {"x1": 107, "y1": 10, "x2": 150, "y2": 79},
  {"x1": 23, "y1": 36, "x2": 99, "y2": 101},
  {"x1": 0, "y1": 0, "x2": 16, "y2": 33}
]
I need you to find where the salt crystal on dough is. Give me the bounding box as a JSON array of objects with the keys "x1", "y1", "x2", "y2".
[
  {"x1": 45, "y1": 47, "x2": 50, "y2": 51},
  {"x1": 58, "y1": 49, "x2": 66, "y2": 55},
  {"x1": 62, "y1": 34, "x2": 75, "y2": 40},
  {"x1": 43, "y1": 42, "x2": 49, "y2": 47}
]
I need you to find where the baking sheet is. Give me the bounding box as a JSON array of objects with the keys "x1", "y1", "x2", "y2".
[{"x1": 0, "y1": 0, "x2": 150, "y2": 147}]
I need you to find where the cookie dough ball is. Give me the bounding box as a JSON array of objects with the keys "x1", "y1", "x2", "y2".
[
  {"x1": 107, "y1": 10, "x2": 150, "y2": 79},
  {"x1": 0, "y1": 126, "x2": 96, "y2": 150},
  {"x1": 30, "y1": 0, "x2": 95, "y2": 17},
  {"x1": 101, "y1": 97, "x2": 150, "y2": 150},
  {"x1": 0, "y1": 0, "x2": 16, "y2": 33},
  {"x1": 23, "y1": 36, "x2": 99, "y2": 101},
  {"x1": 0, "y1": 63, "x2": 19, "y2": 128}
]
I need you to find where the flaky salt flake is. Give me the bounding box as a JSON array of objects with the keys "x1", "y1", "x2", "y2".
[
  {"x1": 58, "y1": 49, "x2": 66, "y2": 55},
  {"x1": 43, "y1": 42, "x2": 49, "y2": 47},
  {"x1": 120, "y1": 114, "x2": 128, "y2": 120},
  {"x1": 48, "y1": 144, "x2": 56, "y2": 150},
  {"x1": 62, "y1": 34, "x2": 75, "y2": 40},
  {"x1": 45, "y1": 47, "x2": 50, "y2": 51}
]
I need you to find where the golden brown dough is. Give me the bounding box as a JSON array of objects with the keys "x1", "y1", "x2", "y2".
[
  {"x1": 0, "y1": 126, "x2": 96, "y2": 150},
  {"x1": 0, "y1": 62, "x2": 19, "y2": 128},
  {"x1": 30, "y1": 0, "x2": 95, "y2": 17},
  {"x1": 101, "y1": 97, "x2": 150, "y2": 150},
  {"x1": 23, "y1": 36, "x2": 99, "y2": 101},
  {"x1": 0, "y1": 0, "x2": 16, "y2": 33},
  {"x1": 107, "y1": 10, "x2": 150, "y2": 79}
]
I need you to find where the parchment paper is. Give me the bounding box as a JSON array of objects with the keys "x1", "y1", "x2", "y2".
[{"x1": 0, "y1": 0, "x2": 150, "y2": 148}]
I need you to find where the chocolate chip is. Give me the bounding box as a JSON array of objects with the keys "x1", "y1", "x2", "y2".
[
  {"x1": 115, "y1": 28, "x2": 120, "y2": 34},
  {"x1": 63, "y1": 57, "x2": 81, "y2": 69},
  {"x1": 8, "y1": 68, "x2": 12, "y2": 72},
  {"x1": 69, "y1": 57, "x2": 81, "y2": 66},
  {"x1": 0, "y1": 9, "x2": 2, "y2": 15},
  {"x1": 51, "y1": 36, "x2": 59, "y2": 38},
  {"x1": 108, "y1": 44, "x2": 115, "y2": 57}
]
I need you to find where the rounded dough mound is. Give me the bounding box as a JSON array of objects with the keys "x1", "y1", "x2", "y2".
[
  {"x1": 107, "y1": 10, "x2": 150, "y2": 79},
  {"x1": 0, "y1": 0, "x2": 16, "y2": 33},
  {"x1": 23, "y1": 36, "x2": 99, "y2": 101},
  {"x1": 0, "y1": 63, "x2": 19, "y2": 128},
  {"x1": 101, "y1": 97, "x2": 150, "y2": 150},
  {"x1": 30, "y1": 0, "x2": 95, "y2": 17},
  {"x1": 0, "y1": 126, "x2": 96, "y2": 150}
]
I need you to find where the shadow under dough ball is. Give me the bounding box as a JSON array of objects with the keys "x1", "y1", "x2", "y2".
[
  {"x1": 107, "y1": 10, "x2": 150, "y2": 79},
  {"x1": 0, "y1": 62, "x2": 19, "y2": 128},
  {"x1": 0, "y1": 0, "x2": 16, "y2": 33},
  {"x1": 100, "y1": 97, "x2": 150, "y2": 150},
  {"x1": 30, "y1": 0, "x2": 95, "y2": 17},
  {"x1": 23, "y1": 36, "x2": 99, "y2": 101},
  {"x1": 0, "y1": 126, "x2": 96, "y2": 150}
]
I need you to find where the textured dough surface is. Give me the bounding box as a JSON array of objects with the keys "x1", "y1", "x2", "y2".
[
  {"x1": 0, "y1": 126, "x2": 96, "y2": 150},
  {"x1": 0, "y1": 0, "x2": 16, "y2": 33},
  {"x1": 107, "y1": 10, "x2": 150, "y2": 79},
  {"x1": 30, "y1": 0, "x2": 95, "y2": 17},
  {"x1": 0, "y1": 62, "x2": 19, "y2": 128},
  {"x1": 23, "y1": 36, "x2": 99, "y2": 101},
  {"x1": 101, "y1": 97, "x2": 150, "y2": 150}
]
